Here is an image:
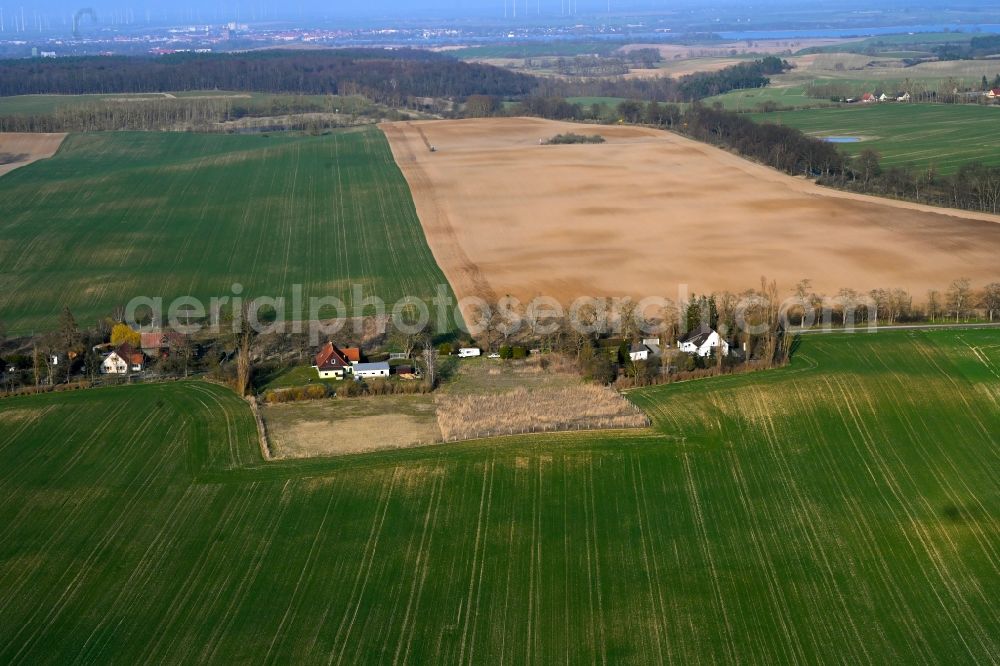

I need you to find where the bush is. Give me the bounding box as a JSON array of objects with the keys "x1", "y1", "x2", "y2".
[
  {"x1": 438, "y1": 343, "x2": 453, "y2": 356},
  {"x1": 511, "y1": 346, "x2": 528, "y2": 360},
  {"x1": 544, "y1": 132, "x2": 606, "y2": 145},
  {"x1": 499, "y1": 345, "x2": 513, "y2": 359}
]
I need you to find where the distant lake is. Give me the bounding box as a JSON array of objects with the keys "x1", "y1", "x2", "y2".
[
  {"x1": 823, "y1": 136, "x2": 863, "y2": 144},
  {"x1": 719, "y1": 24, "x2": 1000, "y2": 40}
]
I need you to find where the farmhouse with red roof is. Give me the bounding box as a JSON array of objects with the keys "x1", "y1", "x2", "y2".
[{"x1": 313, "y1": 342, "x2": 354, "y2": 379}]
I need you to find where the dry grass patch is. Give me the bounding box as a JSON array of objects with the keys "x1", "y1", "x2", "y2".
[
  {"x1": 436, "y1": 383, "x2": 649, "y2": 442},
  {"x1": 441, "y1": 354, "x2": 581, "y2": 395},
  {"x1": 262, "y1": 394, "x2": 441, "y2": 457}
]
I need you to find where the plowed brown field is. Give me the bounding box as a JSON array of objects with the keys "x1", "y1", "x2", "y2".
[
  {"x1": 382, "y1": 117, "x2": 1000, "y2": 308},
  {"x1": 0, "y1": 132, "x2": 66, "y2": 177}
]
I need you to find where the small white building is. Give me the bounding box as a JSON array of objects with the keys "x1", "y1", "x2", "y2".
[
  {"x1": 354, "y1": 361, "x2": 390, "y2": 379},
  {"x1": 628, "y1": 343, "x2": 650, "y2": 362},
  {"x1": 458, "y1": 347, "x2": 481, "y2": 358},
  {"x1": 678, "y1": 325, "x2": 729, "y2": 358}
]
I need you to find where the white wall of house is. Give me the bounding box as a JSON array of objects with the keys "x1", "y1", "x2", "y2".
[
  {"x1": 629, "y1": 349, "x2": 649, "y2": 362},
  {"x1": 679, "y1": 332, "x2": 729, "y2": 358},
  {"x1": 102, "y1": 353, "x2": 128, "y2": 374},
  {"x1": 356, "y1": 369, "x2": 389, "y2": 378}
]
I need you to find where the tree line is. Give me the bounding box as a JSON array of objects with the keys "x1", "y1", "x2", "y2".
[
  {"x1": 0, "y1": 94, "x2": 395, "y2": 133},
  {"x1": 533, "y1": 55, "x2": 790, "y2": 102},
  {"x1": 821, "y1": 151, "x2": 1000, "y2": 215},
  {"x1": 0, "y1": 50, "x2": 538, "y2": 103}
]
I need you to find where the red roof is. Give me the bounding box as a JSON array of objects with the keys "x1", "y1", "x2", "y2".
[
  {"x1": 343, "y1": 347, "x2": 361, "y2": 363},
  {"x1": 991, "y1": 88, "x2": 1000, "y2": 96},
  {"x1": 140, "y1": 330, "x2": 184, "y2": 349},
  {"x1": 314, "y1": 342, "x2": 351, "y2": 371},
  {"x1": 113, "y1": 343, "x2": 145, "y2": 366}
]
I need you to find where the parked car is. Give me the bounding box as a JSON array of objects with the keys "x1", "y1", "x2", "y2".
[{"x1": 487, "y1": 352, "x2": 501, "y2": 359}]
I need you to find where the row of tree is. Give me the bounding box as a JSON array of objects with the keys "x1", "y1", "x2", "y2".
[
  {"x1": 0, "y1": 50, "x2": 538, "y2": 103},
  {"x1": 823, "y1": 151, "x2": 1000, "y2": 215},
  {"x1": 0, "y1": 95, "x2": 393, "y2": 133},
  {"x1": 533, "y1": 55, "x2": 790, "y2": 103},
  {"x1": 934, "y1": 35, "x2": 1000, "y2": 60}
]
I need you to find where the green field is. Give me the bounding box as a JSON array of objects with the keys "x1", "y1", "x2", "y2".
[
  {"x1": 0, "y1": 93, "x2": 172, "y2": 115},
  {"x1": 0, "y1": 127, "x2": 454, "y2": 332},
  {"x1": 566, "y1": 96, "x2": 630, "y2": 107},
  {"x1": 750, "y1": 103, "x2": 1000, "y2": 173},
  {"x1": 0, "y1": 91, "x2": 365, "y2": 117},
  {"x1": 1, "y1": 329, "x2": 997, "y2": 662},
  {"x1": 704, "y1": 84, "x2": 839, "y2": 111}
]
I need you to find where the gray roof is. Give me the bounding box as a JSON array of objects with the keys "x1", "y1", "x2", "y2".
[
  {"x1": 629, "y1": 343, "x2": 650, "y2": 353},
  {"x1": 354, "y1": 361, "x2": 390, "y2": 372},
  {"x1": 679, "y1": 324, "x2": 716, "y2": 346}
]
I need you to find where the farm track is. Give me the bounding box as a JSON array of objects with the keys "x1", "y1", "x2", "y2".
[{"x1": 0, "y1": 330, "x2": 998, "y2": 662}]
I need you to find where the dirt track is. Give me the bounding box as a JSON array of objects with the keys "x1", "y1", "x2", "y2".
[
  {"x1": 0, "y1": 133, "x2": 66, "y2": 178},
  {"x1": 382, "y1": 117, "x2": 1000, "y2": 309}
]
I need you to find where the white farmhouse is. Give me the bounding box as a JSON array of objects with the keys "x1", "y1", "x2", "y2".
[
  {"x1": 102, "y1": 351, "x2": 129, "y2": 375},
  {"x1": 677, "y1": 325, "x2": 729, "y2": 358},
  {"x1": 628, "y1": 343, "x2": 650, "y2": 362},
  {"x1": 101, "y1": 343, "x2": 145, "y2": 374}
]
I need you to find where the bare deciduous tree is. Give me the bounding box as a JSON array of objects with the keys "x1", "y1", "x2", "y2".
[
  {"x1": 982, "y1": 283, "x2": 1000, "y2": 322},
  {"x1": 234, "y1": 301, "x2": 256, "y2": 397},
  {"x1": 947, "y1": 278, "x2": 972, "y2": 323}
]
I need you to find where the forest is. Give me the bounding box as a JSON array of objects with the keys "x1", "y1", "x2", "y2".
[
  {"x1": 534, "y1": 55, "x2": 790, "y2": 102},
  {"x1": 0, "y1": 50, "x2": 538, "y2": 103}
]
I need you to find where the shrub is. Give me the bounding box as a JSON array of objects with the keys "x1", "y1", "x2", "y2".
[
  {"x1": 544, "y1": 133, "x2": 606, "y2": 145},
  {"x1": 499, "y1": 345, "x2": 513, "y2": 359},
  {"x1": 511, "y1": 346, "x2": 528, "y2": 360}
]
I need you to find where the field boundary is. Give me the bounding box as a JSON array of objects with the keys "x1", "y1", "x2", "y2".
[{"x1": 247, "y1": 395, "x2": 274, "y2": 461}]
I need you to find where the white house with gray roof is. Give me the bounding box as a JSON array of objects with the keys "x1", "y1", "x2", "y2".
[{"x1": 678, "y1": 325, "x2": 729, "y2": 358}]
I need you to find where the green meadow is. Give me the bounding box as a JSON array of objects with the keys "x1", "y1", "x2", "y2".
[
  {"x1": 1, "y1": 329, "x2": 997, "y2": 662},
  {"x1": 0, "y1": 127, "x2": 454, "y2": 332},
  {"x1": 751, "y1": 103, "x2": 1000, "y2": 173}
]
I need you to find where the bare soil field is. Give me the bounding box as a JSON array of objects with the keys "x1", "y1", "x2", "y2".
[
  {"x1": 382, "y1": 117, "x2": 1000, "y2": 310},
  {"x1": 262, "y1": 395, "x2": 442, "y2": 457},
  {"x1": 624, "y1": 57, "x2": 745, "y2": 79},
  {"x1": 0, "y1": 133, "x2": 66, "y2": 178}
]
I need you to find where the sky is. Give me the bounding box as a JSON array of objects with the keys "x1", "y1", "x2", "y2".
[{"x1": 3, "y1": 0, "x2": 1000, "y2": 28}]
